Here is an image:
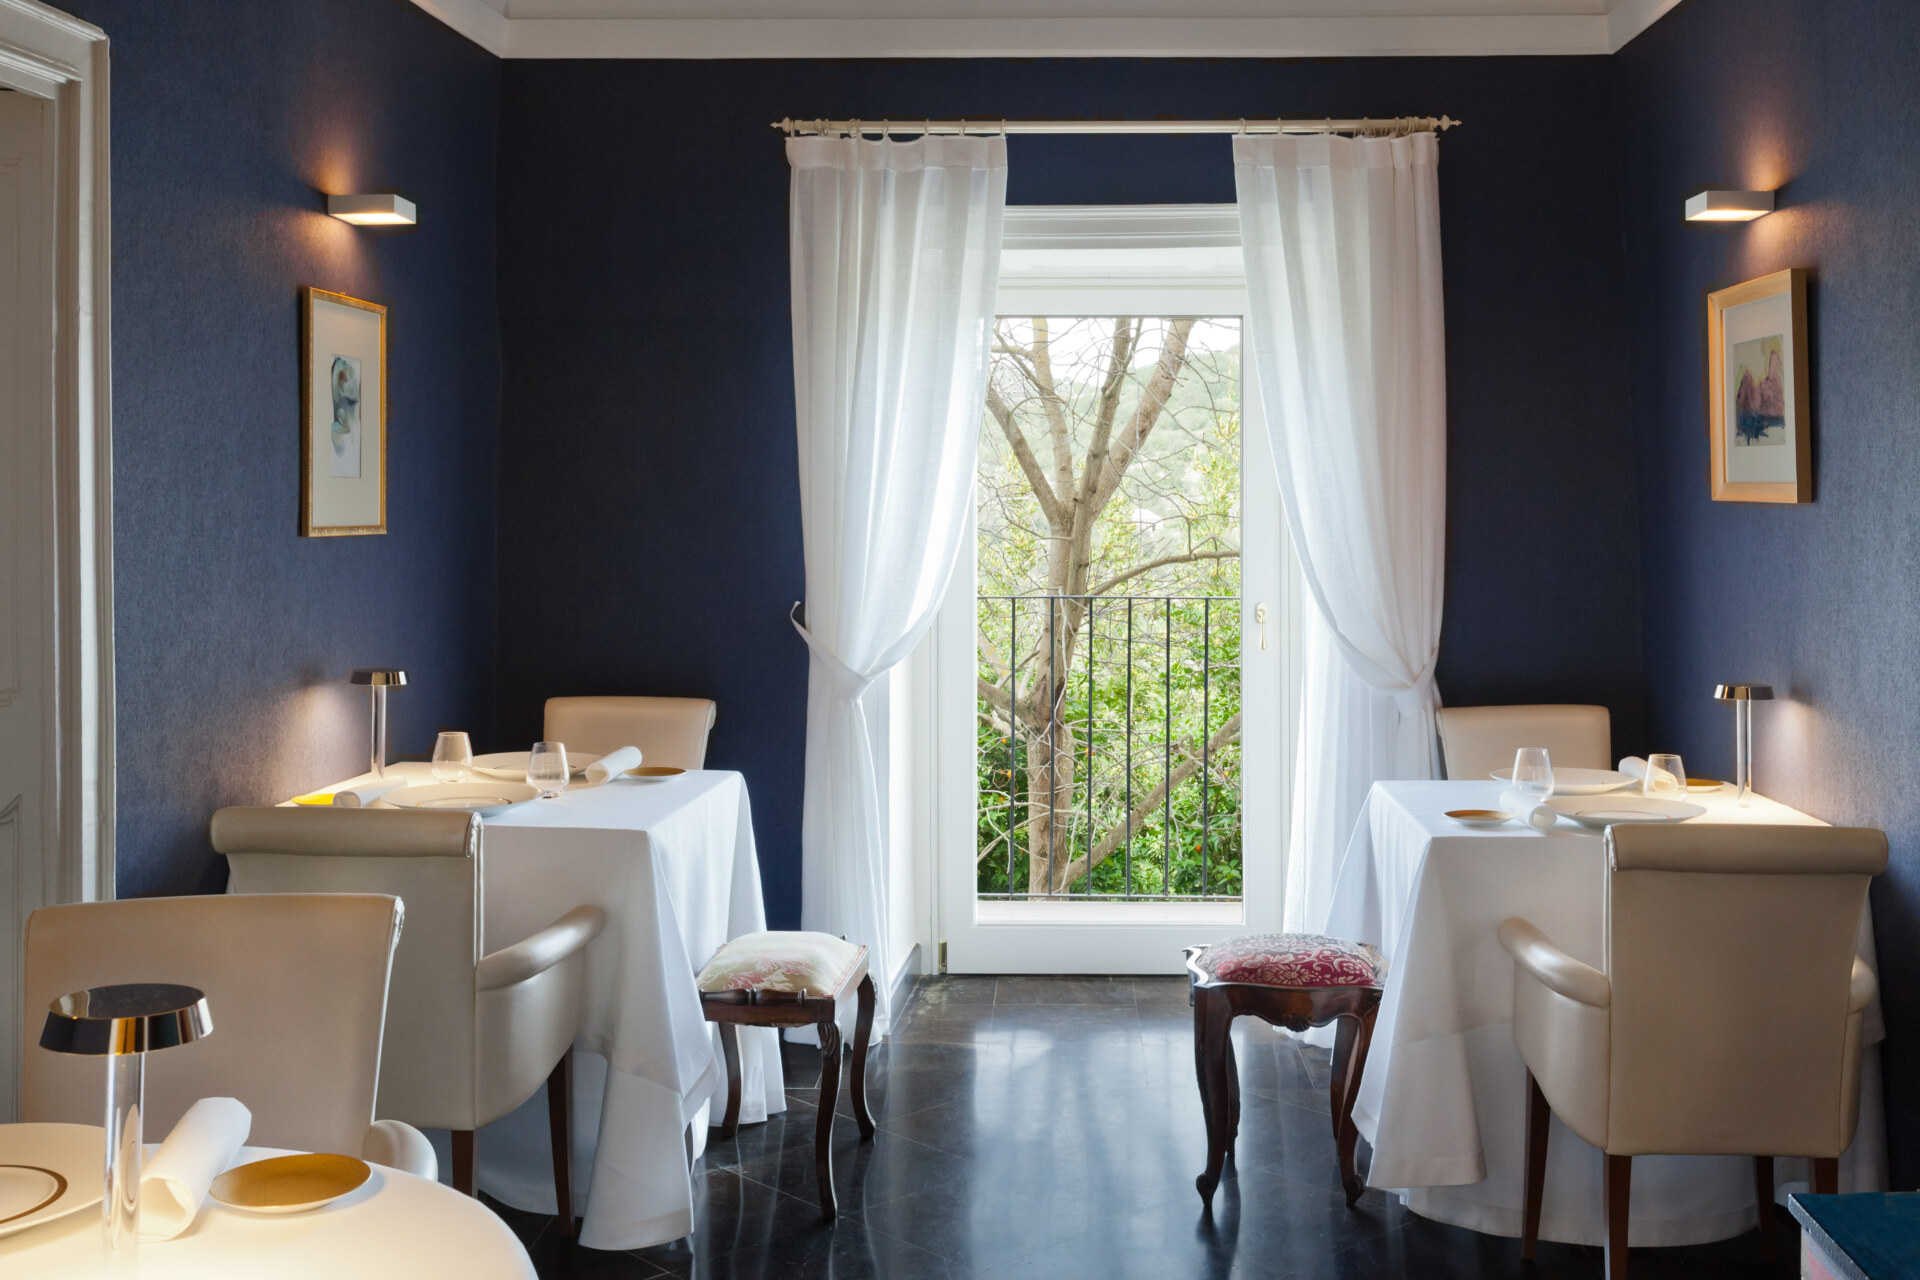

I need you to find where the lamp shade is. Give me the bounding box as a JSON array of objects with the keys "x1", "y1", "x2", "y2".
[
  {"x1": 41, "y1": 983, "x2": 212, "y2": 1056},
  {"x1": 327, "y1": 193, "x2": 416, "y2": 226},
  {"x1": 1684, "y1": 190, "x2": 1774, "y2": 222},
  {"x1": 1714, "y1": 683, "x2": 1775, "y2": 702},
  {"x1": 348, "y1": 668, "x2": 408, "y2": 687}
]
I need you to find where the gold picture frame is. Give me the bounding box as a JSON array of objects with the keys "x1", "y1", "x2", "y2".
[
  {"x1": 300, "y1": 287, "x2": 388, "y2": 535},
  {"x1": 1707, "y1": 268, "x2": 1811, "y2": 503}
]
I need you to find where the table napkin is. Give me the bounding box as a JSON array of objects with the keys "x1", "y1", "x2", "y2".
[
  {"x1": 332, "y1": 777, "x2": 407, "y2": 807},
  {"x1": 1498, "y1": 787, "x2": 1558, "y2": 833},
  {"x1": 1618, "y1": 756, "x2": 1648, "y2": 780},
  {"x1": 140, "y1": 1096, "x2": 250, "y2": 1240},
  {"x1": 585, "y1": 745, "x2": 642, "y2": 784}
]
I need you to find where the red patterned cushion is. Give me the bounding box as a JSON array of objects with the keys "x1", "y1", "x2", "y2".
[{"x1": 1194, "y1": 933, "x2": 1386, "y2": 988}]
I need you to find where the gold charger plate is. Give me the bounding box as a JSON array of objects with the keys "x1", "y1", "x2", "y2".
[
  {"x1": 1445, "y1": 809, "x2": 1513, "y2": 827},
  {"x1": 211, "y1": 1153, "x2": 370, "y2": 1214},
  {"x1": 628, "y1": 766, "x2": 686, "y2": 782}
]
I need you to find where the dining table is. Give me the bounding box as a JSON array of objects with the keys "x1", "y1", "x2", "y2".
[
  {"x1": 298, "y1": 761, "x2": 785, "y2": 1250},
  {"x1": 0, "y1": 1140, "x2": 534, "y2": 1278},
  {"x1": 1322, "y1": 778, "x2": 1887, "y2": 1248}
]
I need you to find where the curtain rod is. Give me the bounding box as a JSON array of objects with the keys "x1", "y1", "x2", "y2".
[{"x1": 774, "y1": 115, "x2": 1458, "y2": 138}]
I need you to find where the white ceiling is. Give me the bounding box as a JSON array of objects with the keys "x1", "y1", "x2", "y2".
[{"x1": 411, "y1": 0, "x2": 1680, "y2": 58}]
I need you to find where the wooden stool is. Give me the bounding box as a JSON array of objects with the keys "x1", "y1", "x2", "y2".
[
  {"x1": 1186, "y1": 932, "x2": 1386, "y2": 1208},
  {"x1": 697, "y1": 931, "x2": 877, "y2": 1219}
]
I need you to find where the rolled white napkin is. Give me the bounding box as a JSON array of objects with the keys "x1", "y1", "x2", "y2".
[
  {"x1": 584, "y1": 745, "x2": 643, "y2": 784},
  {"x1": 1618, "y1": 756, "x2": 1648, "y2": 781},
  {"x1": 1499, "y1": 787, "x2": 1558, "y2": 833},
  {"x1": 332, "y1": 777, "x2": 407, "y2": 807},
  {"x1": 141, "y1": 1097, "x2": 250, "y2": 1240}
]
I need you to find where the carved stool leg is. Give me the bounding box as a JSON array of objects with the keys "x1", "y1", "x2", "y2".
[
  {"x1": 850, "y1": 974, "x2": 877, "y2": 1139},
  {"x1": 814, "y1": 1014, "x2": 843, "y2": 1219},
  {"x1": 715, "y1": 1021, "x2": 742, "y2": 1139},
  {"x1": 1223, "y1": 1024, "x2": 1241, "y2": 1162},
  {"x1": 1329, "y1": 1012, "x2": 1367, "y2": 1206},
  {"x1": 1194, "y1": 989, "x2": 1234, "y2": 1208}
]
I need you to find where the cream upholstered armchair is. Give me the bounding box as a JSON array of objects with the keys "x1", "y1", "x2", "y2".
[
  {"x1": 23, "y1": 893, "x2": 436, "y2": 1178},
  {"x1": 214, "y1": 807, "x2": 605, "y2": 1230},
  {"x1": 1435, "y1": 703, "x2": 1611, "y2": 779},
  {"x1": 1498, "y1": 823, "x2": 1885, "y2": 1279},
  {"x1": 543, "y1": 695, "x2": 717, "y2": 769}
]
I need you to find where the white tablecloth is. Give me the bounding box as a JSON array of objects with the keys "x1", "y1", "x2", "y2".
[
  {"x1": 1323, "y1": 780, "x2": 1887, "y2": 1247},
  {"x1": 317, "y1": 763, "x2": 785, "y2": 1250},
  {"x1": 0, "y1": 1144, "x2": 533, "y2": 1278}
]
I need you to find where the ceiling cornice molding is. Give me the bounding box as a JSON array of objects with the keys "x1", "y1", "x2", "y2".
[{"x1": 410, "y1": 3, "x2": 1679, "y2": 60}]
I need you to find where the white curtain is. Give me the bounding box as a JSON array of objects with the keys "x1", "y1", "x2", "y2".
[
  {"x1": 788, "y1": 134, "x2": 1007, "y2": 1034},
  {"x1": 1234, "y1": 132, "x2": 1447, "y2": 935}
]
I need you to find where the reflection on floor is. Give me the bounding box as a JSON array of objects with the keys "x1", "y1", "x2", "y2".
[{"x1": 505, "y1": 975, "x2": 1798, "y2": 1278}]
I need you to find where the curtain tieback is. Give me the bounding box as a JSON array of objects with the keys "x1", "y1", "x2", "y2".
[
  {"x1": 1391, "y1": 661, "x2": 1439, "y2": 717},
  {"x1": 790, "y1": 602, "x2": 882, "y2": 701}
]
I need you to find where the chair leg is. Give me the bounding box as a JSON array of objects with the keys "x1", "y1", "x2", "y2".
[
  {"x1": 850, "y1": 974, "x2": 877, "y2": 1139},
  {"x1": 1753, "y1": 1156, "x2": 1775, "y2": 1261},
  {"x1": 1812, "y1": 1157, "x2": 1839, "y2": 1195},
  {"x1": 1521, "y1": 1071, "x2": 1550, "y2": 1260},
  {"x1": 1223, "y1": 1021, "x2": 1241, "y2": 1162},
  {"x1": 714, "y1": 1021, "x2": 742, "y2": 1139},
  {"x1": 548, "y1": 1047, "x2": 575, "y2": 1237},
  {"x1": 452, "y1": 1129, "x2": 476, "y2": 1197},
  {"x1": 1193, "y1": 989, "x2": 1234, "y2": 1208},
  {"x1": 814, "y1": 1016, "x2": 843, "y2": 1219},
  {"x1": 1329, "y1": 1007, "x2": 1376, "y2": 1207},
  {"x1": 1604, "y1": 1154, "x2": 1631, "y2": 1280}
]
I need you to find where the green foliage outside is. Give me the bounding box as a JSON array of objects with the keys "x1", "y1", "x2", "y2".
[{"x1": 974, "y1": 317, "x2": 1244, "y2": 899}]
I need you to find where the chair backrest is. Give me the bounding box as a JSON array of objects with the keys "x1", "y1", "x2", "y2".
[
  {"x1": 23, "y1": 893, "x2": 402, "y2": 1157},
  {"x1": 1603, "y1": 823, "x2": 1886, "y2": 1157},
  {"x1": 1435, "y1": 704, "x2": 1611, "y2": 780},
  {"x1": 214, "y1": 806, "x2": 482, "y2": 1131},
  {"x1": 543, "y1": 695, "x2": 717, "y2": 769}
]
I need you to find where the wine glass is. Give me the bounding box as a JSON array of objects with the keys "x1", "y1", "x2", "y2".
[
  {"x1": 431, "y1": 731, "x2": 473, "y2": 783},
  {"x1": 527, "y1": 741, "x2": 569, "y2": 799},
  {"x1": 1512, "y1": 748, "x2": 1555, "y2": 805},
  {"x1": 1643, "y1": 753, "x2": 1688, "y2": 798}
]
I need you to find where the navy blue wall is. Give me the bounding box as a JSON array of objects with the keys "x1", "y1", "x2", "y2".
[
  {"x1": 66, "y1": 0, "x2": 502, "y2": 896},
  {"x1": 496, "y1": 57, "x2": 1643, "y2": 928},
  {"x1": 1618, "y1": 0, "x2": 1920, "y2": 1183}
]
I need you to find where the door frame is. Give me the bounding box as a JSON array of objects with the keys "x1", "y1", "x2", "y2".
[
  {"x1": 926, "y1": 206, "x2": 1302, "y2": 974},
  {"x1": 1, "y1": 5, "x2": 114, "y2": 912}
]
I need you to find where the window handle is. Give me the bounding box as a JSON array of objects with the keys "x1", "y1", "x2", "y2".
[{"x1": 1255, "y1": 603, "x2": 1269, "y2": 651}]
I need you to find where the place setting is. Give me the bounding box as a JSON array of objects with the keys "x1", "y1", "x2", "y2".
[{"x1": 1447, "y1": 749, "x2": 1710, "y2": 831}]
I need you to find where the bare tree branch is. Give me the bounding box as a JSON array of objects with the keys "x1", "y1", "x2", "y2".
[
  {"x1": 1087, "y1": 549, "x2": 1241, "y2": 598},
  {"x1": 1054, "y1": 711, "x2": 1242, "y2": 890},
  {"x1": 985, "y1": 382, "x2": 1067, "y2": 529}
]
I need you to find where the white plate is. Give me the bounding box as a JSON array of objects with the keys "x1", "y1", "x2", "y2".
[
  {"x1": 1445, "y1": 809, "x2": 1513, "y2": 828},
  {"x1": 1490, "y1": 767, "x2": 1638, "y2": 796},
  {"x1": 0, "y1": 1123, "x2": 103, "y2": 1238},
  {"x1": 381, "y1": 782, "x2": 541, "y2": 817},
  {"x1": 471, "y1": 751, "x2": 600, "y2": 782},
  {"x1": 1545, "y1": 796, "x2": 1706, "y2": 828}
]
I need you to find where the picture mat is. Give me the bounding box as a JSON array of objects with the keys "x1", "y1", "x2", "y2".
[
  {"x1": 307, "y1": 297, "x2": 383, "y2": 529},
  {"x1": 1721, "y1": 291, "x2": 1798, "y2": 485}
]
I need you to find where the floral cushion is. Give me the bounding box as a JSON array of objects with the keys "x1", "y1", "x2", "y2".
[
  {"x1": 1193, "y1": 933, "x2": 1387, "y2": 989},
  {"x1": 697, "y1": 930, "x2": 866, "y2": 996}
]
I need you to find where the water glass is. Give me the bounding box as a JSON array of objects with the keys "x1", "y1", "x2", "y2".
[
  {"x1": 431, "y1": 731, "x2": 474, "y2": 783},
  {"x1": 527, "y1": 741, "x2": 569, "y2": 799},
  {"x1": 1512, "y1": 748, "x2": 1555, "y2": 803},
  {"x1": 1643, "y1": 753, "x2": 1687, "y2": 798}
]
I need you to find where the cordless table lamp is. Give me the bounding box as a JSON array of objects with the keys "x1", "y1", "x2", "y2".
[
  {"x1": 348, "y1": 668, "x2": 407, "y2": 777},
  {"x1": 1714, "y1": 682, "x2": 1774, "y2": 806},
  {"x1": 41, "y1": 983, "x2": 212, "y2": 1252}
]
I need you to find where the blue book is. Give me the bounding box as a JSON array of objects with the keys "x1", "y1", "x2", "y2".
[{"x1": 1789, "y1": 1193, "x2": 1920, "y2": 1280}]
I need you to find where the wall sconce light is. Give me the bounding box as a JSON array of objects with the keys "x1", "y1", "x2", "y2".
[
  {"x1": 1685, "y1": 190, "x2": 1774, "y2": 223},
  {"x1": 327, "y1": 193, "x2": 417, "y2": 227}
]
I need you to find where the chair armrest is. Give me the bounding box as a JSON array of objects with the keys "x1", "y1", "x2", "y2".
[
  {"x1": 1851, "y1": 956, "x2": 1878, "y2": 1014},
  {"x1": 477, "y1": 905, "x2": 606, "y2": 992},
  {"x1": 1498, "y1": 918, "x2": 1610, "y2": 1009},
  {"x1": 363, "y1": 1119, "x2": 437, "y2": 1179}
]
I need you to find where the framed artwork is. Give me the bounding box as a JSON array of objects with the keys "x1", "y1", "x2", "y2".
[
  {"x1": 300, "y1": 287, "x2": 388, "y2": 535},
  {"x1": 1707, "y1": 268, "x2": 1811, "y2": 503}
]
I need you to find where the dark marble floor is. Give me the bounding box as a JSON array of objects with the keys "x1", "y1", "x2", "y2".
[{"x1": 500, "y1": 976, "x2": 1800, "y2": 1278}]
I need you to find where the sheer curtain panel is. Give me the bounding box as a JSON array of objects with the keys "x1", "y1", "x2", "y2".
[
  {"x1": 1234, "y1": 132, "x2": 1447, "y2": 935},
  {"x1": 788, "y1": 135, "x2": 1007, "y2": 1034}
]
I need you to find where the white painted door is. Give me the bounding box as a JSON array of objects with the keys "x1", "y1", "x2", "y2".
[
  {"x1": 0, "y1": 87, "x2": 57, "y2": 1120},
  {"x1": 930, "y1": 209, "x2": 1303, "y2": 975}
]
